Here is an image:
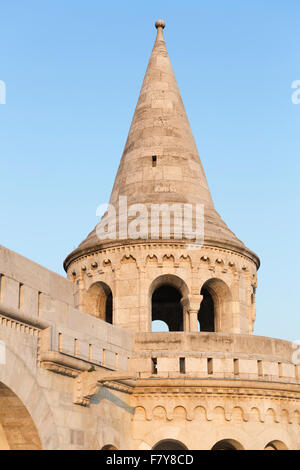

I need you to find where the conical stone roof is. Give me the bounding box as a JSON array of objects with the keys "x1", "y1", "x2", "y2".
[{"x1": 64, "y1": 20, "x2": 259, "y2": 270}]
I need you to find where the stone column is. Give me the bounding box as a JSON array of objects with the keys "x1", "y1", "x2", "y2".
[
  {"x1": 189, "y1": 309, "x2": 199, "y2": 332},
  {"x1": 180, "y1": 297, "x2": 190, "y2": 332},
  {"x1": 188, "y1": 295, "x2": 203, "y2": 332}
]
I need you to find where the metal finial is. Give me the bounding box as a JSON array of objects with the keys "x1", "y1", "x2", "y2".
[{"x1": 155, "y1": 19, "x2": 165, "y2": 29}]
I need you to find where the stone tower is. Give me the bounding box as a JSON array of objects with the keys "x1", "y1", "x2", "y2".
[
  {"x1": 60, "y1": 22, "x2": 300, "y2": 449},
  {"x1": 0, "y1": 20, "x2": 299, "y2": 451},
  {"x1": 64, "y1": 20, "x2": 259, "y2": 338}
]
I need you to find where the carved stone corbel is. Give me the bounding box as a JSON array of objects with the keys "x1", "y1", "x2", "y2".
[{"x1": 73, "y1": 370, "x2": 136, "y2": 406}]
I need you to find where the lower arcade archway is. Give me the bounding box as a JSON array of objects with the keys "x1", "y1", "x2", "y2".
[
  {"x1": 211, "y1": 439, "x2": 244, "y2": 450},
  {"x1": 0, "y1": 382, "x2": 42, "y2": 450},
  {"x1": 264, "y1": 440, "x2": 288, "y2": 450},
  {"x1": 152, "y1": 439, "x2": 188, "y2": 450}
]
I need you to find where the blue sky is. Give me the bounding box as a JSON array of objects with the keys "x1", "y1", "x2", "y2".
[{"x1": 0, "y1": 1, "x2": 299, "y2": 341}]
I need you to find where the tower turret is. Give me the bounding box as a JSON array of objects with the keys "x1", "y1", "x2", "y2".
[{"x1": 64, "y1": 21, "x2": 259, "y2": 335}]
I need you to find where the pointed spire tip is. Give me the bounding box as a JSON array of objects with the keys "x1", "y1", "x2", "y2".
[{"x1": 155, "y1": 19, "x2": 165, "y2": 29}]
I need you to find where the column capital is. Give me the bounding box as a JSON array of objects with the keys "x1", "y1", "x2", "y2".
[{"x1": 188, "y1": 294, "x2": 203, "y2": 312}]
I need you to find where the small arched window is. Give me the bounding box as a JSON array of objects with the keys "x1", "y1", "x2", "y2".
[{"x1": 85, "y1": 282, "x2": 113, "y2": 324}]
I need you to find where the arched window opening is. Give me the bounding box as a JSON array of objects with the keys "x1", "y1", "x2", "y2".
[
  {"x1": 101, "y1": 444, "x2": 118, "y2": 450},
  {"x1": 105, "y1": 291, "x2": 113, "y2": 324},
  {"x1": 152, "y1": 320, "x2": 169, "y2": 332},
  {"x1": 198, "y1": 278, "x2": 232, "y2": 333},
  {"x1": 85, "y1": 282, "x2": 113, "y2": 324},
  {"x1": 152, "y1": 439, "x2": 188, "y2": 450},
  {"x1": 198, "y1": 287, "x2": 215, "y2": 332},
  {"x1": 152, "y1": 285, "x2": 183, "y2": 332},
  {"x1": 264, "y1": 440, "x2": 288, "y2": 451},
  {"x1": 211, "y1": 439, "x2": 244, "y2": 451}
]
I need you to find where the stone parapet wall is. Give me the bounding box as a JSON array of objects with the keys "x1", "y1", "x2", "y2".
[
  {"x1": 133, "y1": 332, "x2": 299, "y2": 383},
  {"x1": 0, "y1": 244, "x2": 74, "y2": 307},
  {"x1": 0, "y1": 245, "x2": 132, "y2": 376}
]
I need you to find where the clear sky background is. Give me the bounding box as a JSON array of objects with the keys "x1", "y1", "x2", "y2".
[{"x1": 0, "y1": 1, "x2": 299, "y2": 341}]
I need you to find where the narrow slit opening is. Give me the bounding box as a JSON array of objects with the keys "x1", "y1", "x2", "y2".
[
  {"x1": 152, "y1": 358, "x2": 158, "y2": 375},
  {"x1": 18, "y1": 283, "x2": 24, "y2": 310},
  {"x1": 0, "y1": 274, "x2": 4, "y2": 302},
  {"x1": 234, "y1": 358, "x2": 239, "y2": 375},
  {"x1": 207, "y1": 358, "x2": 213, "y2": 375},
  {"x1": 257, "y1": 360, "x2": 263, "y2": 377},
  {"x1": 58, "y1": 333, "x2": 63, "y2": 353}
]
